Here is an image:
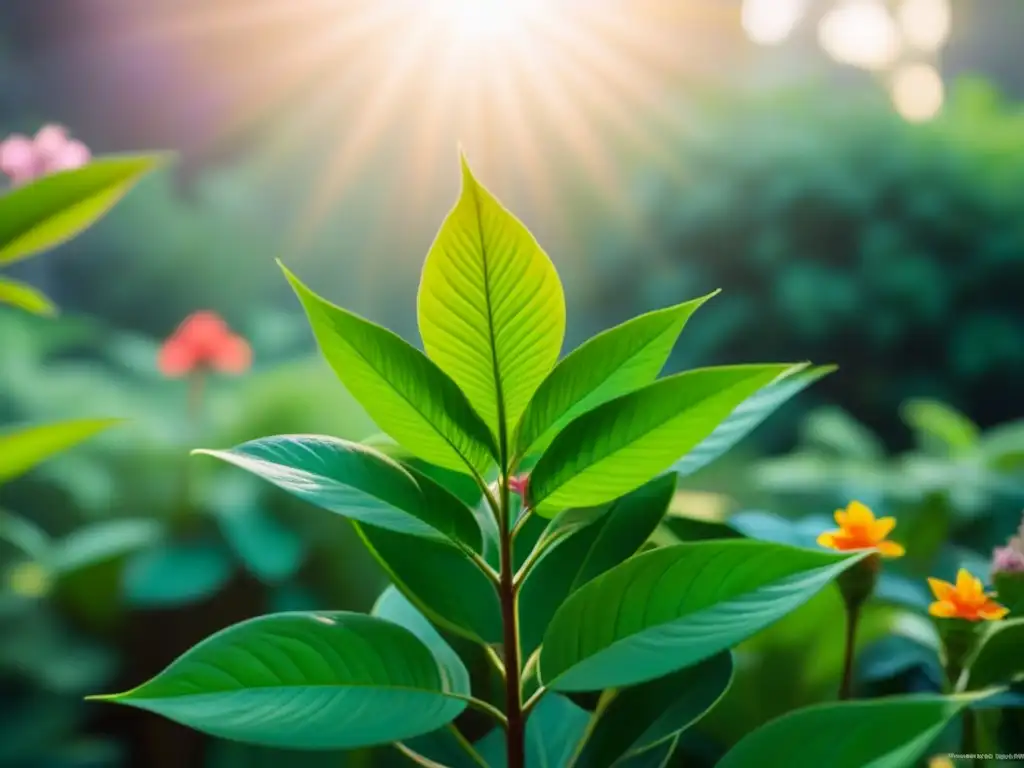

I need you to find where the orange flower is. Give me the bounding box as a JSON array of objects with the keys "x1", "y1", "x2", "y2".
[
  {"x1": 158, "y1": 311, "x2": 251, "y2": 378},
  {"x1": 927, "y1": 568, "x2": 1009, "y2": 621},
  {"x1": 816, "y1": 500, "x2": 905, "y2": 558}
]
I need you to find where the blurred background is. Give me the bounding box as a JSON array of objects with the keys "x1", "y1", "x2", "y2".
[{"x1": 2, "y1": 0, "x2": 1023, "y2": 766}]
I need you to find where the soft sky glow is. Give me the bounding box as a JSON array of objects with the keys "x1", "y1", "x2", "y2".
[
  {"x1": 818, "y1": 0, "x2": 901, "y2": 71},
  {"x1": 741, "y1": 0, "x2": 806, "y2": 45},
  {"x1": 897, "y1": 0, "x2": 952, "y2": 52},
  {"x1": 891, "y1": 63, "x2": 944, "y2": 122}
]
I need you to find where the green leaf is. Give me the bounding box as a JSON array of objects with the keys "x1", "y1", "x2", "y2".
[
  {"x1": 91, "y1": 611, "x2": 469, "y2": 749},
  {"x1": 716, "y1": 693, "x2": 985, "y2": 768},
  {"x1": 475, "y1": 693, "x2": 590, "y2": 768},
  {"x1": 963, "y1": 617, "x2": 1024, "y2": 690},
  {"x1": 0, "y1": 418, "x2": 121, "y2": 485},
  {"x1": 196, "y1": 435, "x2": 481, "y2": 553},
  {"x1": 218, "y1": 506, "x2": 305, "y2": 584},
  {"x1": 0, "y1": 155, "x2": 168, "y2": 266},
  {"x1": 529, "y1": 364, "x2": 795, "y2": 516},
  {"x1": 574, "y1": 652, "x2": 733, "y2": 768},
  {"x1": 122, "y1": 540, "x2": 233, "y2": 608},
  {"x1": 539, "y1": 540, "x2": 866, "y2": 692},
  {"x1": 354, "y1": 522, "x2": 501, "y2": 643},
  {"x1": 902, "y1": 398, "x2": 980, "y2": 456},
  {"x1": 519, "y1": 474, "x2": 677, "y2": 658},
  {"x1": 514, "y1": 293, "x2": 718, "y2": 461},
  {"x1": 52, "y1": 519, "x2": 164, "y2": 575},
  {"x1": 418, "y1": 156, "x2": 566, "y2": 449},
  {"x1": 0, "y1": 276, "x2": 56, "y2": 316},
  {"x1": 672, "y1": 364, "x2": 834, "y2": 478},
  {"x1": 614, "y1": 737, "x2": 679, "y2": 768},
  {"x1": 282, "y1": 265, "x2": 496, "y2": 475},
  {"x1": 0, "y1": 510, "x2": 52, "y2": 563}
]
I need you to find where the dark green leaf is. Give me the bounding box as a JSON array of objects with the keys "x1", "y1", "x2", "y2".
[
  {"x1": 716, "y1": 694, "x2": 986, "y2": 768},
  {"x1": 539, "y1": 540, "x2": 866, "y2": 691},
  {"x1": 218, "y1": 506, "x2": 305, "y2": 584},
  {"x1": 0, "y1": 418, "x2": 121, "y2": 485},
  {"x1": 963, "y1": 617, "x2": 1024, "y2": 690},
  {"x1": 91, "y1": 612, "x2": 469, "y2": 749},
  {"x1": 672, "y1": 365, "x2": 834, "y2": 478},
  {"x1": 122, "y1": 540, "x2": 233, "y2": 608},
  {"x1": 197, "y1": 435, "x2": 481, "y2": 552},
  {"x1": 282, "y1": 265, "x2": 496, "y2": 475},
  {"x1": 529, "y1": 364, "x2": 795, "y2": 516},
  {"x1": 614, "y1": 737, "x2": 679, "y2": 768},
  {"x1": 354, "y1": 522, "x2": 501, "y2": 643},
  {"x1": 519, "y1": 474, "x2": 677, "y2": 658},
  {"x1": 418, "y1": 155, "x2": 566, "y2": 445},
  {"x1": 0, "y1": 154, "x2": 168, "y2": 266},
  {"x1": 475, "y1": 693, "x2": 590, "y2": 768},
  {"x1": 514, "y1": 293, "x2": 718, "y2": 461},
  {"x1": 574, "y1": 652, "x2": 733, "y2": 768}
]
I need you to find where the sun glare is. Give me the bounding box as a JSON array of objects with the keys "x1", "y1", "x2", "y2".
[{"x1": 432, "y1": 0, "x2": 543, "y2": 46}]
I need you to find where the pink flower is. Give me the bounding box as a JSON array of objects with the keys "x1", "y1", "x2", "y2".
[
  {"x1": 509, "y1": 474, "x2": 529, "y2": 499},
  {"x1": 0, "y1": 124, "x2": 91, "y2": 186},
  {"x1": 991, "y1": 513, "x2": 1024, "y2": 578},
  {"x1": 158, "y1": 311, "x2": 251, "y2": 378}
]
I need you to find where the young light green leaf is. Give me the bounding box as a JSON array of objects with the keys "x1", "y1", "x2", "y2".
[
  {"x1": 514, "y1": 293, "x2": 719, "y2": 462},
  {"x1": 573, "y1": 653, "x2": 733, "y2": 768},
  {"x1": 528, "y1": 364, "x2": 795, "y2": 516},
  {"x1": 196, "y1": 435, "x2": 482, "y2": 553},
  {"x1": 0, "y1": 510, "x2": 52, "y2": 563},
  {"x1": 716, "y1": 693, "x2": 986, "y2": 768},
  {"x1": 418, "y1": 156, "x2": 566, "y2": 451},
  {"x1": 0, "y1": 276, "x2": 56, "y2": 316},
  {"x1": 354, "y1": 522, "x2": 501, "y2": 644},
  {"x1": 519, "y1": 474, "x2": 677, "y2": 658},
  {"x1": 539, "y1": 540, "x2": 866, "y2": 692},
  {"x1": 283, "y1": 265, "x2": 497, "y2": 476},
  {"x1": 902, "y1": 398, "x2": 980, "y2": 456},
  {"x1": 0, "y1": 155, "x2": 168, "y2": 266},
  {"x1": 52, "y1": 519, "x2": 164, "y2": 575},
  {"x1": 962, "y1": 617, "x2": 1024, "y2": 691},
  {"x1": 0, "y1": 418, "x2": 121, "y2": 485},
  {"x1": 90, "y1": 612, "x2": 470, "y2": 750},
  {"x1": 672, "y1": 364, "x2": 834, "y2": 478}
]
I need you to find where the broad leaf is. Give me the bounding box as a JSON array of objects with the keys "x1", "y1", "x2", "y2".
[
  {"x1": 963, "y1": 617, "x2": 1024, "y2": 690},
  {"x1": 672, "y1": 364, "x2": 834, "y2": 478},
  {"x1": 514, "y1": 293, "x2": 718, "y2": 461},
  {"x1": 539, "y1": 540, "x2": 866, "y2": 691},
  {"x1": 197, "y1": 435, "x2": 482, "y2": 552},
  {"x1": 354, "y1": 522, "x2": 501, "y2": 643},
  {"x1": 529, "y1": 364, "x2": 794, "y2": 516},
  {"x1": 52, "y1": 519, "x2": 164, "y2": 575},
  {"x1": 0, "y1": 418, "x2": 121, "y2": 485},
  {"x1": 283, "y1": 265, "x2": 496, "y2": 475},
  {"x1": 91, "y1": 612, "x2": 470, "y2": 749},
  {"x1": 0, "y1": 155, "x2": 167, "y2": 266},
  {"x1": 122, "y1": 540, "x2": 233, "y2": 608},
  {"x1": 716, "y1": 694, "x2": 985, "y2": 768},
  {"x1": 418, "y1": 156, "x2": 565, "y2": 448},
  {"x1": 574, "y1": 652, "x2": 733, "y2": 768},
  {"x1": 0, "y1": 276, "x2": 55, "y2": 316},
  {"x1": 519, "y1": 474, "x2": 677, "y2": 658}
]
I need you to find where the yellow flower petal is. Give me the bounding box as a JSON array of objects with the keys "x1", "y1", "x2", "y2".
[
  {"x1": 955, "y1": 569, "x2": 983, "y2": 600},
  {"x1": 979, "y1": 601, "x2": 1009, "y2": 621},
  {"x1": 929, "y1": 600, "x2": 959, "y2": 618},
  {"x1": 928, "y1": 577, "x2": 956, "y2": 602},
  {"x1": 876, "y1": 540, "x2": 905, "y2": 558},
  {"x1": 834, "y1": 509, "x2": 848, "y2": 527},
  {"x1": 870, "y1": 516, "x2": 896, "y2": 540},
  {"x1": 845, "y1": 500, "x2": 874, "y2": 526},
  {"x1": 817, "y1": 531, "x2": 838, "y2": 549}
]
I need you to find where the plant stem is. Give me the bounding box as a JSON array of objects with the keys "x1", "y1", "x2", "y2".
[
  {"x1": 839, "y1": 602, "x2": 860, "y2": 700},
  {"x1": 498, "y1": 475, "x2": 526, "y2": 768}
]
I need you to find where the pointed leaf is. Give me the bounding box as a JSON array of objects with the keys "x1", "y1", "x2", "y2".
[
  {"x1": 0, "y1": 276, "x2": 56, "y2": 316},
  {"x1": 672, "y1": 364, "x2": 834, "y2": 478},
  {"x1": 902, "y1": 398, "x2": 980, "y2": 455},
  {"x1": 520, "y1": 474, "x2": 677, "y2": 658},
  {"x1": 515, "y1": 293, "x2": 718, "y2": 461},
  {"x1": 716, "y1": 693, "x2": 986, "y2": 768},
  {"x1": 354, "y1": 522, "x2": 501, "y2": 643},
  {"x1": 53, "y1": 519, "x2": 164, "y2": 575},
  {"x1": 539, "y1": 540, "x2": 867, "y2": 692},
  {"x1": 418, "y1": 157, "x2": 566, "y2": 447},
  {"x1": 0, "y1": 510, "x2": 52, "y2": 563},
  {"x1": 283, "y1": 265, "x2": 496, "y2": 475},
  {"x1": 91, "y1": 612, "x2": 469, "y2": 750},
  {"x1": 963, "y1": 617, "x2": 1024, "y2": 691},
  {"x1": 574, "y1": 652, "x2": 733, "y2": 768},
  {"x1": 615, "y1": 736, "x2": 679, "y2": 768},
  {"x1": 529, "y1": 364, "x2": 795, "y2": 516},
  {"x1": 0, "y1": 418, "x2": 121, "y2": 485},
  {"x1": 197, "y1": 435, "x2": 481, "y2": 552},
  {"x1": 0, "y1": 155, "x2": 168, "y2": 266}
]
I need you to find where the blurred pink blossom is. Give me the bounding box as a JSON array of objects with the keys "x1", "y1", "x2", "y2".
[
  {"x1": 991, "y1": 514, "x2": 1024, "y2": 577},
  {"x1": 0, "y1": 124, "x2": 91, "y2": 186}
]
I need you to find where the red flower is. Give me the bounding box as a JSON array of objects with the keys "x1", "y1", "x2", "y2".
[
  {"x1": 158, "y1": 311, "x2": 251, "y2": 377},
  {"x1": 509, "y1": 474, "x2": 529, "y2": 499}
]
